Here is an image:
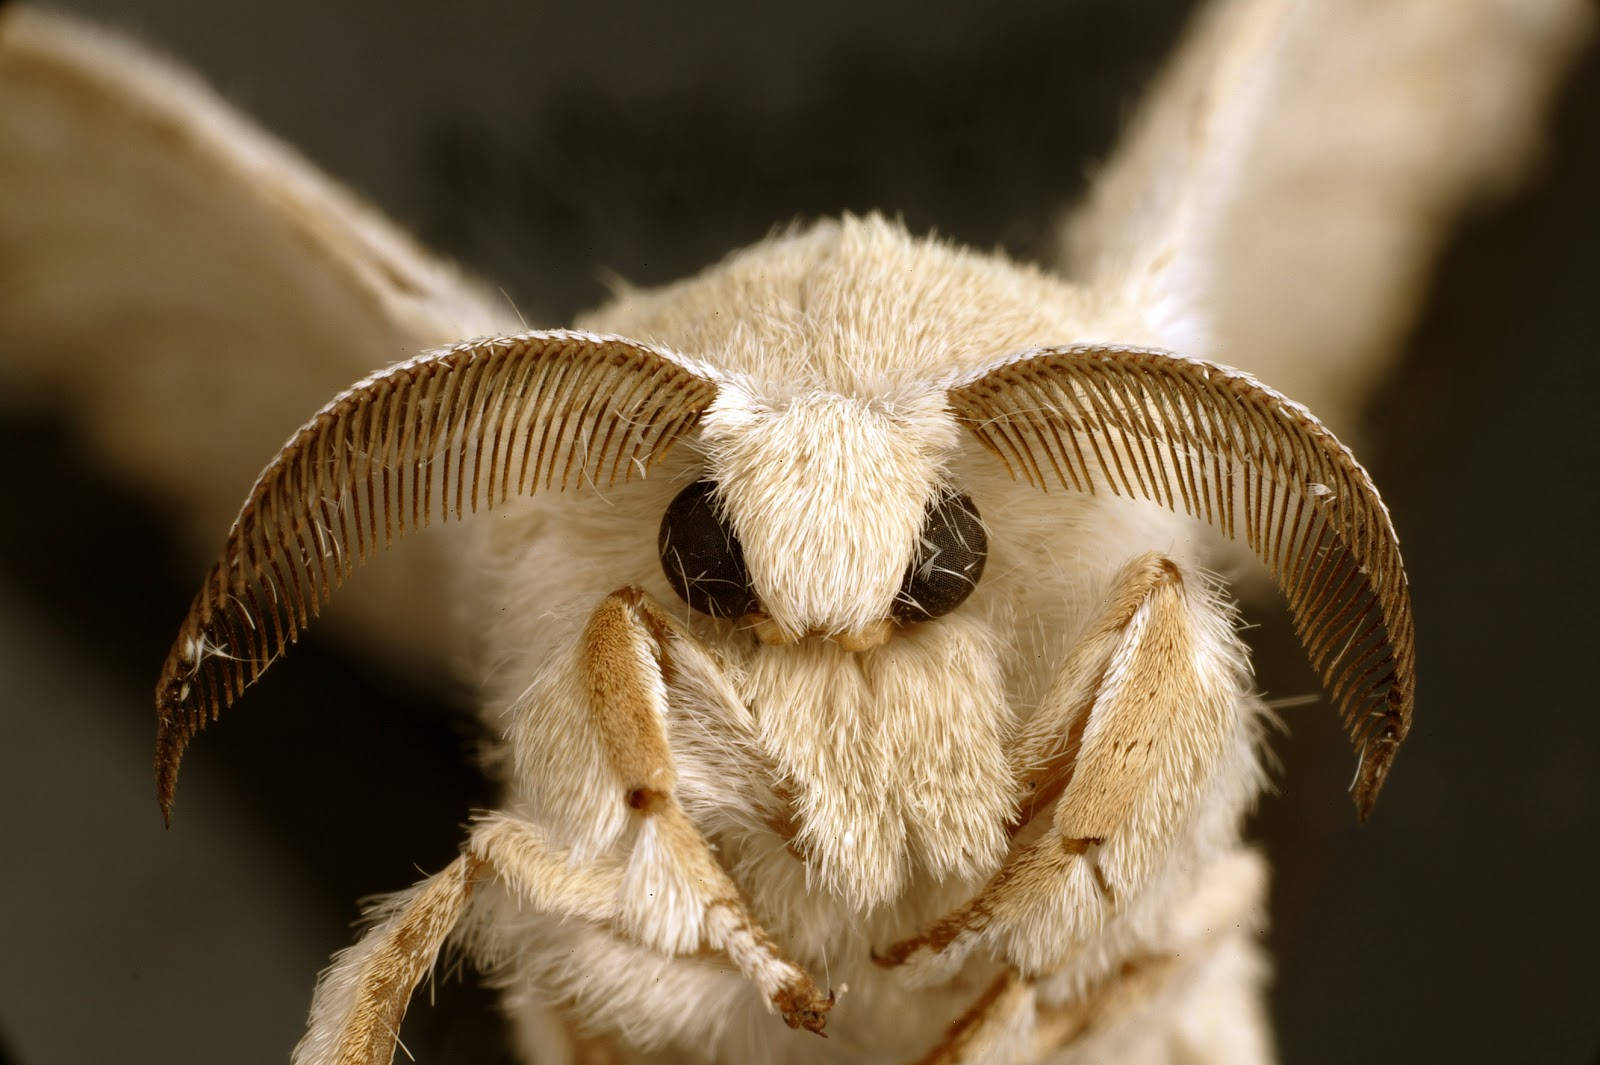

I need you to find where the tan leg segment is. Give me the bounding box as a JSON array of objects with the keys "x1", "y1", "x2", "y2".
[
  {"x1": 578, "y1": 589, "x2": 679, "y2": 812},
  {"x1": 470, "y1": 808, "x2": 832, "y2": 1032},
  {"x1": 298, "y1": 585, "x2": 830, "y2": 1065},
  {"x1": 893, "y1": 850, "x2": 1268, "y2": 1064},
  {"x1": 904, "y1": 970, "x2": 1034, "y2": 1065},
  {"x1": 894, "y1": 954, "x2": 1185, "y2": 1065},
  {"x1": 294, "y1": 854, "x2": 484, "y2": 1065},
  {"x1": 1029, "y1": 955, "x2": 1180, "y2": 1058},
  {"x1": 573, "y1": 587, "x2": 831, "y2": 1031},
  {"x1": 879, "y1": 554, "x2": 1244, "y2": 976}
]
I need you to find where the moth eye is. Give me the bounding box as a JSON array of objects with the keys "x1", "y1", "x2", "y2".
[
  {"x1": 659, "y1": 479, "x2": 760, "y2": 619},
  {"x1": 894, "y1": 491, "x2": 987, "y2": 623}
]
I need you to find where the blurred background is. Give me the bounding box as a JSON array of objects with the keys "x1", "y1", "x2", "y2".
[{"x1": 1, "y1": 2, "x2": 1597, "y2": 1063}]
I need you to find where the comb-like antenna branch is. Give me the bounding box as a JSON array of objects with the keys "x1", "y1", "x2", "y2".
[
  {"x1": 948, "y1": 345, "x2": 1414, "y2": 820},
  {"x1": 153, "y1": 330, "x2": 720, "y2": 821}
]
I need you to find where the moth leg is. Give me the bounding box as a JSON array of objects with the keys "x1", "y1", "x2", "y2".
[
  {"x1": 293, "y1": 853, "x2": 485, "y2": 1065},
  {"x1": 898, "y1": 849, "x2": 1269, "y2": 1065},
  {"x1": 877, "y1": 553, "x2": 1253, "y2": 979},
  {"x1": 902, "y1": 969, "x2": 1034, "y2": 1065},
  {"x1": 514, "y1": 586, "x2": 832, "y2": 1032},
  {"x1": 896, "y1": 960, "x2": 1183, "y2": 1065},
  {"x1": 467, "y1": 808, "x2": 831, "y2": 1033}
]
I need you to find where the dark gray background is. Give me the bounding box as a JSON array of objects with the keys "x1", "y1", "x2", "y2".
[{"x1": 1, "y1": 3, "x2": 1597, "y2": 1063}]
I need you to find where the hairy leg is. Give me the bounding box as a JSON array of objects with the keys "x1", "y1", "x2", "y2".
[
  {"x1": 293, "y1": 854, "x2": 484, "y2": 1065},
  {"x1": 468, "y1": 808, "x2": 829, "y2": 1030},
  {"x1": 295, "y1": 587, "x2": 831, "y2": 1065},
  {"x1": 877, "y1": 553, "x2": 1257, "y2": 980},
  {"x1": 894, "y1": 850, "x2": 1270, "y2": 1065}
]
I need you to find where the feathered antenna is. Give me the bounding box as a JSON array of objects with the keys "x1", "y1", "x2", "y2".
[
  {"x1": 153, "y1": 330, "x2": 720, "y2": 820},
  {"x1": 949, "y1": 344, "x2": 1414, "y2": 819}
]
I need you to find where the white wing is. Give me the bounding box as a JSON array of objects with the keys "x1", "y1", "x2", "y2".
[
  {"x1": 0, "y1": 7, "x2": 516, "y2": 672},
  {"x1": 1059, "y1": 0, "x2": 1591, "y2": 432}
]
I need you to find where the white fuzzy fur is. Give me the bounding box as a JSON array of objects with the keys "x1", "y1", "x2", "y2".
[
  {"x1": 456, "y1": 219, "x2": 1272, "y2": 1060},
  {"x1": 0, "y1": 2, "x2": 1589, "y2": 1063}
]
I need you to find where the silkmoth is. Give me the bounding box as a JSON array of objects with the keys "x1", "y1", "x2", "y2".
[{"x1": 0, "y1": 2, "x2": 1587, "y2": 1063}]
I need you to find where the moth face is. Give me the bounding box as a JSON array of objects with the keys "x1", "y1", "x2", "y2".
[
  {"x1": 150, "y1": 324, "x2": 1415, "y2": 820},
  {"x1": 675, "y1": 385, "x2": 970, "y2": 646}
]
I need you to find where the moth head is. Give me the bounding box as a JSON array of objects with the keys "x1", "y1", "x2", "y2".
[{"x1": 153, "y1": 331, "x2": 1413, "y2": 824}]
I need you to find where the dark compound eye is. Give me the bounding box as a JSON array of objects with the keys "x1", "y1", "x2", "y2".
[
  {"x1": 894, "y1": 491, "x2": 987, "y2": 623},
  {"x1": 659, "y1": 479, "x2": 759, "y2": 619}
]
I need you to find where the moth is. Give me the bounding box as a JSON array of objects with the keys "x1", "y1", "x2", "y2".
[{"x1": 0, "y1": 2, "x2": 1587, "y2": 1063}]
